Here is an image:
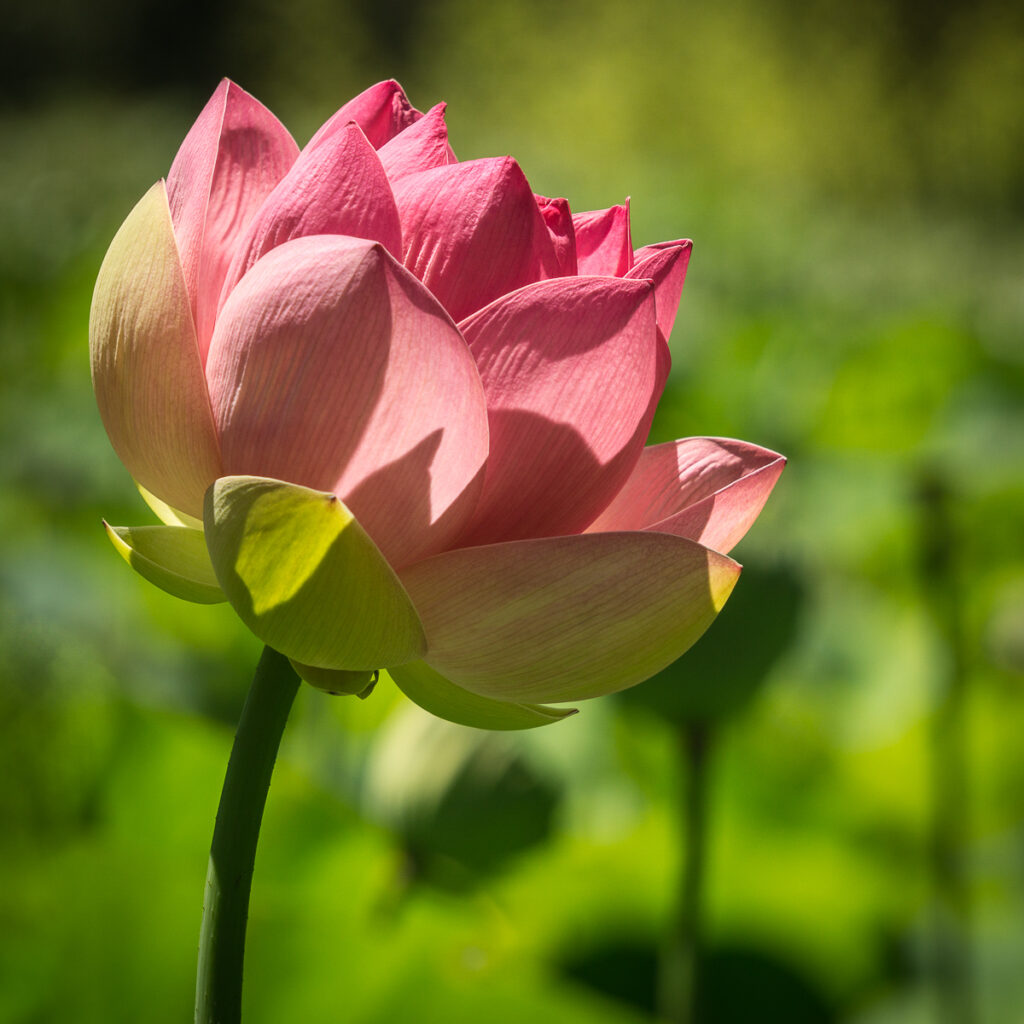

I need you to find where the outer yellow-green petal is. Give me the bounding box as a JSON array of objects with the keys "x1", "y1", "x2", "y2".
[
  {"x1": 104, "y1": 522, "x2": 225, "y2": 604},
  {"x1": 89, "y1": 181, "x2": 222, "y2": 519},
  {"x1": 290, "y1": 661, "x2": 378, "y2": 697},
  {"x1": 204, "y1": 475, "x2": 426, "y2": 671},
  {"x1": 389, "y1": 661, "x2": 578, "y2": 731},
  {"x1": 137, "y1": 483, "x2": 204, "y2": 529},
  {"x1": 399, "y1": 531, "x2": 741, "y2": 703}
]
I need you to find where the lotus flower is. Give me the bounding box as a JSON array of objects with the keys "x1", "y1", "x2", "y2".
[{"x1": 91, "y1": 79, "x2": 784, "y2": 729}]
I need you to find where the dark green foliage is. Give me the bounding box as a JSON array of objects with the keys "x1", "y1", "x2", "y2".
[{"x1": 621, "y1": 563, "x2": 803, "y2": 725}]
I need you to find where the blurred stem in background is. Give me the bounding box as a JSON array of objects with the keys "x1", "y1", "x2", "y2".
[
  {"x1": 632, "y1": 563, "x2": 803, "y2": 1022},
  {"x1": 659, "y1": 722, "x2": 714, "y2": 1024},
  {"x1": 195, "y1": 647, "x2": 300, "y2": 1024},
  {"x1": 916, "y1": 469, "x2": 975, "y2": 1024}
]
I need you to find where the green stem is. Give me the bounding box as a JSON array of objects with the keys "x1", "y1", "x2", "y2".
[
  {"x1": 917, "y1": 471, "x2": 975, "y2": 1024},
  {"x1": 659, "y1": 721, "x2": 713, "y2": 1024},
  {"x1": 195, "y1": 647, "x2": 300, "y2": 1024}
]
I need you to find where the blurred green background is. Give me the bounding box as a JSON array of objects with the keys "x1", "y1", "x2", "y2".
[{"x1": 2, "y1": 1, "x2": 1023, "y2": 1021}]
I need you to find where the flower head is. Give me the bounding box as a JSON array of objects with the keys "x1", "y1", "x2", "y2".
[{"x1": 91, "y1": 80, "x2": 784, "y2": 729}]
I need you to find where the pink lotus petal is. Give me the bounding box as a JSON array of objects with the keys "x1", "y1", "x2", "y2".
[
  {"x1": 206, "y1": 235, "x2": 489, "y2": 568},
  {"x1": 378, "y1": 103, "x2": 457, "y2": 180},
  {"x1": 399, "y1": 531, "x2": 741, "y2": 703},
  {"x1": 90, "y1": 183, "x2": 222, "y2": 519},
  {"x1": 456, "y1": 276, "x2": 660, "y2": 545},
  {"x1": 392, "y1": 157, "x2": 561, "y2": 322},
  {"x1": 572, "y1": 201, "x2": 633, "y2": 277},
  {"x1": 307, "y1": 80, "x2": 423, "y2": 151},
  {"x1": 218, "y1": 121, "x2": 402, "y2": 307},
  {"x1": 626, "y1": 240, "x2": 692, "y2": 339},
  {"x1": 587, "y1": 437, "x2": 786, "y2": 554},
  {"x1": 654, "y1": 327, "x2": 673, "y2": 395},
  {"x1": 631, "y1": 324, "x2": 673, "y2": 453},
  {"x1": 167, "y1": 79, "x2": 298, "y2": 365},
  {"x1": 535, "y1": 194, "x2": 578, "y2": 276}
]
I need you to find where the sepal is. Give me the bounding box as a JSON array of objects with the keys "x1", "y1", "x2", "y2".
[
  {"x1": 104, "y1": 522, "x2": 225, "y2": 604},
  {"x1": 204, "y1": 475, "x2": 426, "y2": 670},
  {"x1": 388, "y1": 661, "x2": 577, "y2": 731},
  {"x1": 137, "y1": 483, "x2": 203, "y2": 529},
  {"x1": 291, "y1": 661, "x2": 379, "y2": 697}
]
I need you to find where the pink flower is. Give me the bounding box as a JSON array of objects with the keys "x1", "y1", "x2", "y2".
[{"x1": 91, "y1": 80, "x2": 784, "y2": 728}]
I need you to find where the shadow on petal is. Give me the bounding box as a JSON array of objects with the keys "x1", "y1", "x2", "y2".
[
  {"x1": 457, "y1": 408, "x2": 650, "y2": 546},
  {"x1": 345, "y1": 428, "x2": 486, "y2": 569}
]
